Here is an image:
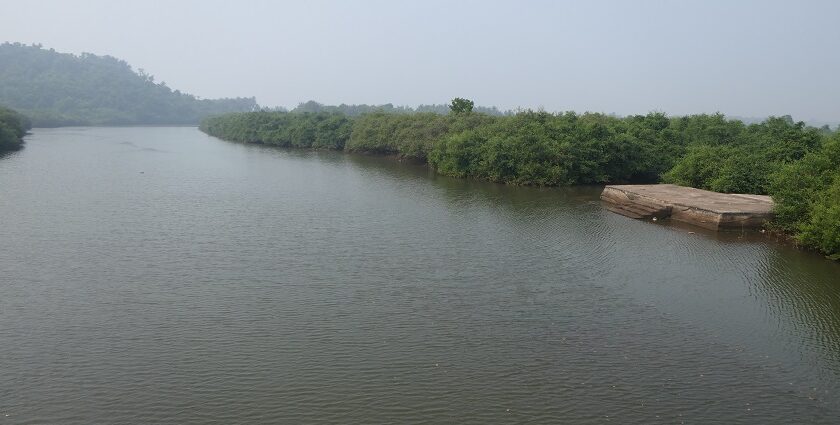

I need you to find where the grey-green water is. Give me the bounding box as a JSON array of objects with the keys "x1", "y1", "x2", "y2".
[{"x1": 2, "y1": 127, "x2": 840, "y2": 424}]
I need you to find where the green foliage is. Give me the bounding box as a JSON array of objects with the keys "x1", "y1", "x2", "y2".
[
  {"x1": 663, "y1": 145, "x2": 727, "y2": 189},
  {"x1": 475, "y1": 115, "x2": 572, "y2": 185},
  {"x1": 662, "y1": 116, "x2": 823, "y2": 195},
  {"x1": 346, "y1": 112, "x2": 495, "y2": 160},
  {"x1": 0, "y1": 106, "x2": 31, "y2": 151},
  {"x1": 670, "y1": 113, "x2": 745, "y2": 146},
  {"x1": 200, "y1": 111, "x2": 352, "y2": 150},
  {"x1": 708, "y1": 152, "x2": 775, "y2": 194},
  {"x1": 289, "y1": 100, "x2": 508, "y2": 117},
  {"x1": 449, "y1": 98, "x2": 475, "y2": 115},
  {"x1": 437, "y1": 111, "x2": 573, "y2": 185},
  {"x1": 0, "y1": 43, "x2": 257, "y2": 126},
  {"x1": 429, "y1": 111, "x2": 686, "y2": 185},
  {"x1": 347, "y1": 112, "x2": 445, "y2": 158},
  {"x1": 428, "y1": 130, "x2": 487, "y2": 178},
  {"x1": 746, "y1": 116, "x2": 823, "y2": 163},
  {"x1": 663, "y1": 146, "x2": 773, "y2": 194},
  {"x1": 768, "y1": 136, "x2": 840, "y2": 258},
  {"x1": 661, "y1": 115, "x2": 838, "y2": 258},
  {"x1": 0, "y1": 123, "x2": 19, "y2": 151},
  {"x1": 769, "y1": 137, "x2": 840, "y2": 230},
  {"x1": 798, "y1": 177, "x2": 840, "y2": 260}
]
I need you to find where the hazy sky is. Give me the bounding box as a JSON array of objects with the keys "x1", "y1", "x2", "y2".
[{"x1": 2, "y1": 0, "x2": 839, "y2": 121}]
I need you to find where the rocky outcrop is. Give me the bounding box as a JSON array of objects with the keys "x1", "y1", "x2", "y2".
[{"x1": 601, "y1": 184, "x2": 774, "y2": 231}]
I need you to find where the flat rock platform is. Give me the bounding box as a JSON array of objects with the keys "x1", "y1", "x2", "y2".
[{"x1": 601, "y1": 184, "x2": 774, "y2": 230}]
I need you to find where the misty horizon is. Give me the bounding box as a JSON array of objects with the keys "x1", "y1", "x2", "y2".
[{"x1": 2, "y1": 0, "x2": 839, "y2": 124}]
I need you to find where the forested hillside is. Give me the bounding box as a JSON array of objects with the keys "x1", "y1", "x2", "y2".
[{"x1": 0, "y1": 43, "x2": 258, "y2": 126}]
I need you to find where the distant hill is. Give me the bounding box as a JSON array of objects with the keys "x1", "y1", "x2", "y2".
[{"x1": 0, "y1": 43, "x2": 258, "y2": 127}]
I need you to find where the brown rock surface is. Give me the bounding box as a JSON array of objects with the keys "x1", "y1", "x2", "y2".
[{"x1": 601, "y1": 184, "x2": 774, "y2": 230}]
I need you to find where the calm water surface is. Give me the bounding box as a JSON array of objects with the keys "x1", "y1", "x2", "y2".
[{"x1": 1, "y1": 127, "x2": 840, "y2": 424}]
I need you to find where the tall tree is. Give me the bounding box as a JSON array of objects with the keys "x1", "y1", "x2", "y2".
[{"x1": 449, "y1": 98, "x2": 475, "y2": 115}]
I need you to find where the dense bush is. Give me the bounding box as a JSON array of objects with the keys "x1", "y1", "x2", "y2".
[
  {"x1": 663, "y1": 146, "x2": 774, "y2": 194},
  {"x1": 346, "y1": 112, "x2": 450, "y2": 158},
  {"x1": 433, "y1": 119, "x2": 537, "y2": 184},
  {"x1": 347, "y1": 112, "x2": 496, "y2": 160},
  {"x1": 200, "y1": 111, "x2": 352, "y2": 149},
  {"x1": 431, "y1": 112, "x2": 575, "y2": 185},
  {"x1": 799, "y1": 177, "x2": 840, "y2": 260},
  {"x1": 0, "y1": 106, "x2": 31, "y2": 151},
  {"x1": 429, "y1": 111, "x2": 685, "y2": 185},
  {"x1": 769, "y1": 136, "x2": 840, "y2": 258},
  {"x1": 663, "y1": 116, "x2": 823, "y2": 195}
]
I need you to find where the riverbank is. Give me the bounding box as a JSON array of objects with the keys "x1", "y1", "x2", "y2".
[
  {"x1": 0, "y1": 106, "x2": 31, "y2": 152},
  {"x1": 200, "y1": 108, "x2": 840, "y2": 260}
]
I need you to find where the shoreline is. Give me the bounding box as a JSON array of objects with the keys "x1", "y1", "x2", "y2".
[{"x1": 199, "y1": 127, "x2": 840, "y2": 262}]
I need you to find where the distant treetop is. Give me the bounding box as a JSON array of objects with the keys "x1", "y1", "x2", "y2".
[
  {"x1": 283, "y1": 99, "x2": 505, "y2": 117},
  {"x1": 449, "y1": 98, "x2": 474, "y2": 115}
]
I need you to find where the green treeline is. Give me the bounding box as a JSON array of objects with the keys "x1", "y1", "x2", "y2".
[
  {"x1": 663, "y1": 116, "x2": 824, "y2": 194},
  {"x1": 0, "y1": 106, "x2": 31, "y2": 152},
  {"x1": 769, "y1": 138, "x2": 840, "y2": 259},
  {"x1": 0, "y1": 43, "x2": 257, "y2": 127},
  {"x1": 199, "y1": 111, "x2": 354, "y2": 150},
  {"x1": 200, "y1": 102, "x2": 840, "y2": 260},
  {"x1": 287, "y1": 100, "x2": 509, "y2": 116}
]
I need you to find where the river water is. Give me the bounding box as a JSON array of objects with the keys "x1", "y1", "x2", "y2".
[{"x1": 1, "y1": 127, "x2": 839, "y2": 424}]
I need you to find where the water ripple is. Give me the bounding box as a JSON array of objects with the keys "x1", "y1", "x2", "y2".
[{"x1": 1, "y1": 128, "x2": 839, "y2": 424}]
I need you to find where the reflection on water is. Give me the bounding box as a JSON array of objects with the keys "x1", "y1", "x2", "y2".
[{"x1": 1, "y1": 127, "x2": 839, "y2": 424}]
